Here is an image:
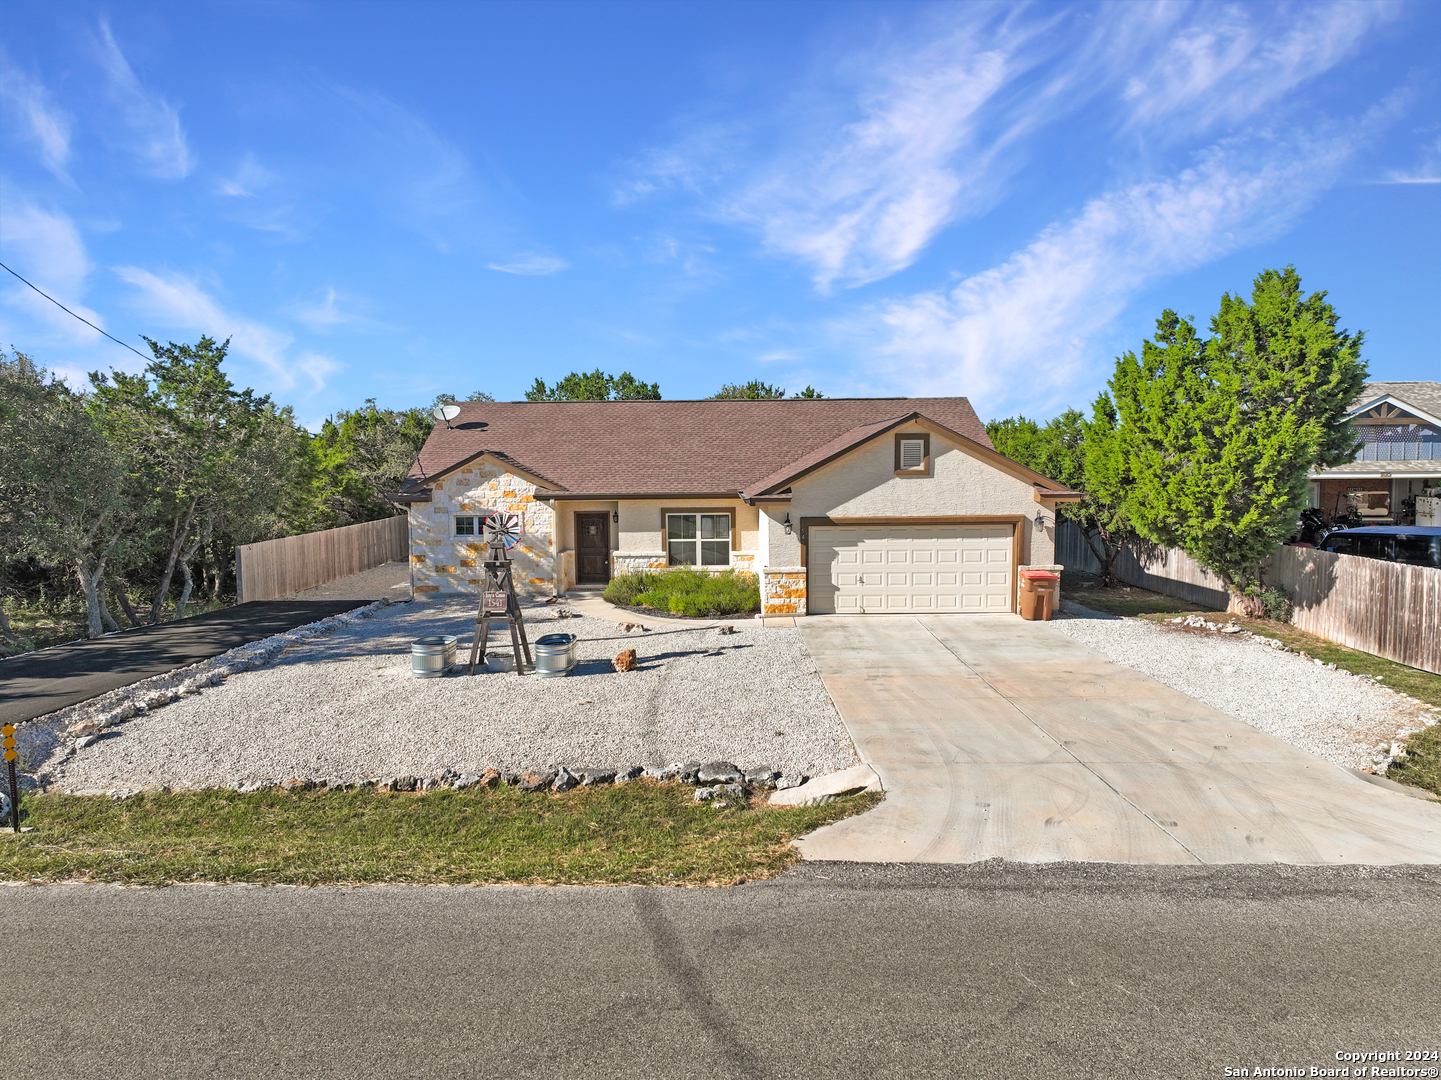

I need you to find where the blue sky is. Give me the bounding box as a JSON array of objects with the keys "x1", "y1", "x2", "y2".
[{"x1": 1, "y1": 1, "x2": 1437, "y2": 429}]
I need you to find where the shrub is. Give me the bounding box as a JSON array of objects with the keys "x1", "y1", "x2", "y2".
[
  {"x1": 603, "y1": 568, "x2": 760, "y2": 617},
  {"x1": 1257, "y1": 585, "x2": 1293, "y2": 623}
]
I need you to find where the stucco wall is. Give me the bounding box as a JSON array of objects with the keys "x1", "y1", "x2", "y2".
[
  {"x1": 409, "y1": 460, "x2": 555, "y2": 595},
  {"x1": 615, "y1": 499, "x2": 759, "y2": 554},
  {"x1": 764, "y1": 424, "x2": 1054, "y2": 567}
]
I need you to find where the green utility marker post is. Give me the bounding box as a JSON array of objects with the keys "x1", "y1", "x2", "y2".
[{"x1": 2, "y1": 724, "x2": 19, "y2": 833}]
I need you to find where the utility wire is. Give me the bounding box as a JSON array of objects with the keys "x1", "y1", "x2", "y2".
[{"x1": 0, "y1": 259, "x2": 152, "y2": 363}]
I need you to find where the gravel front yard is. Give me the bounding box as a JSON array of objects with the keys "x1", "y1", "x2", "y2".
[
  {"x1": 1054, "y1": 604, "x2": 1439, "y2": 771},
  {"x1": 38, "y1": 600, "x2": 858, "y2": 792}
]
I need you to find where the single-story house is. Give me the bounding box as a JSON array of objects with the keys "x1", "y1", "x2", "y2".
[
  {"x1": 391, "y1": 397, "x2": 1081, "y2": 616},
  {"x1": 1308, "y1": 381, "x2": 1441, "y2": 525}
]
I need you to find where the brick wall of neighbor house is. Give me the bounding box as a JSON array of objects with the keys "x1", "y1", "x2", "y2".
[
  {"x1": 761, "y1": 567, "x2": 807, "y2": 616},
  {"x1": 410, "y1": 461, "x2": 555, "y2": 595}
]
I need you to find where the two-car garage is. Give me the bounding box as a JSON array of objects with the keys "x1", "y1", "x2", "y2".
[{"x1": 806, "y1": 522, "x2": 1016, "y2": 615}]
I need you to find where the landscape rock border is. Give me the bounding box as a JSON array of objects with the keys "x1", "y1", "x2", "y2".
[{"x1": 47, "y1": 758, "x2": 879, "y2": 807}]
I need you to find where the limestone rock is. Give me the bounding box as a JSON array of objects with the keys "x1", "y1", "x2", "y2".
[
  {"x1": 744, "y1": 767, "x2": 780, "y2": 789},
  {"x1": 552, "y1": 767, "x2": 580, "y2": 792},
  {"x1": 613, "y1": 649, "x2": 638, "y2": 672},
  {"x1": 614, "y1": 766, "x2": 645, "y2": 784},
  {"x1": 579, "y1": 768, "x2": 618, "y2": 786},
  {"x1": 697, "y1": 761, "x2": 742, "y2": 785},
  {"x1": 517, "y1": 770, "x2": 557, "y2": 793},
  {"x1": 768, "y1": 764, "x2": 882, "y2": 807}
]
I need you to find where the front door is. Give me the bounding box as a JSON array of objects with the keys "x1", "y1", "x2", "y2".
[{"x1": 577, "y1": 512, "x2": 611, "y2": 584}]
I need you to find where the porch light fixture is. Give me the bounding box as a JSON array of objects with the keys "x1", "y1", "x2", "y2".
[
  {"x1": 612, "y1": 511, "x2": 619, "y2": 524},
  {"x1": 783, "y1": 513, "x2": 793, "y2": 535},
  {"x1": 1034, "y1": 509, "x2": 1046, "y2": 528}
]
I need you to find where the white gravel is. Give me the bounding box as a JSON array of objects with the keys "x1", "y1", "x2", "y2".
[
  {"x1": 37, "y1": 599, "x2": 857, "y2": 791},
  {"x1": 1053, "y1": 604, "x2": 1439, "y2": 771}
]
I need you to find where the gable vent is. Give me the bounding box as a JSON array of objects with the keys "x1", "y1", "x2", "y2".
[{"x1": 900, "y1": 438, "x2": 926, "y2": 470}]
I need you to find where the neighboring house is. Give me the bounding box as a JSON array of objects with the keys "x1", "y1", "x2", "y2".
[
  {"x1": 391, "y1": 398, "x2": 1080, "y2": 616},
  {"x1": 1309, "y1": 381, "x2": 1441, "y2": 526}
]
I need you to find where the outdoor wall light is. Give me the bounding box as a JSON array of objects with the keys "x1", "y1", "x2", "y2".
[
  {"x1": 1034, "y1": 509, "x2": 1046, "y2": 529},
  {"x1": 783, "y1": 513, "x2": 793, "y2": 535},
  {"x1": 612, "y1": 511, "x2": 619, "y2": 524}
]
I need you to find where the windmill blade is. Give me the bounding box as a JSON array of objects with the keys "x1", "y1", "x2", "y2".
[{"x1": 483, "y1": 511, "x2": 523, "y2": 549}]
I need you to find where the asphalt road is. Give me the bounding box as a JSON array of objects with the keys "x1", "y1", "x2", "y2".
[
  {"x1": 0, "y1": 600, "x2": 367, "y2": 724},
  {"x1": 3, "y1": 862, "x2": 1438, "y2": 1079}
]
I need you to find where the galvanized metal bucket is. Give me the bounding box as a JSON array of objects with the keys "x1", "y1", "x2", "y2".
[
  {"x1": 533, "y1": 633, "x2": 578, "y2": 678},
  {"x1": 410, "y1": 635, "x2": 458, "y2": 678}
]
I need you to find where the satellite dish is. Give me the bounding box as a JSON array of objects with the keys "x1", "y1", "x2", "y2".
[
  {"x1": 483, "y1": 511, "x2": 523, "y2": 550},
  {"x1": 432, "y1": 403, "x2": 461, "y2": 428}
]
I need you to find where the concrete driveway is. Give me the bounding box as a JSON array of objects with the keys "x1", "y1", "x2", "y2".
[{"x1": 795, "y1": 616, "x2": 1441, "y2": 864}]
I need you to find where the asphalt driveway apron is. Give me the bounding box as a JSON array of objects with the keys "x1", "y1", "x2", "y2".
[
  {"x1": 0, "y1": 600, "x2": 367, "y2": 725},
  {"x1": 795, "y1": 615, "x2": 1441, "y2": 864}
]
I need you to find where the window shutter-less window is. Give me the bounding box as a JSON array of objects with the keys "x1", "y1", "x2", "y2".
[{"x1": 900, "y1": 439, "x2": 925, "y2": 470}]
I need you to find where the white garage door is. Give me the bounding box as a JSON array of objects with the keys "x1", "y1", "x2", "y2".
[{"x1": 808, "y1": 524, "x2": 1015, "y2": 614}]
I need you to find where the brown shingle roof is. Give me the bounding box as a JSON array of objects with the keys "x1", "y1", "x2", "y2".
[{"x1": 400, "y1": 397, "x2": 994, "y2": 499}]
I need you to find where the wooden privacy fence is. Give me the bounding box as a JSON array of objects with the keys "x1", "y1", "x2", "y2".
[
  {"x1": 1055, "y1": 522, "x2": 1231, "y2": 609},
  {"x1": 1057, "y1": 520, "x2": 1441, "y2": 674},
  {"x1": 236, "y1": 516, "x2": 409, "y2": 603},
  {"x1": 1268, "y1": 546, "x2": 1441, "y2": 675}
]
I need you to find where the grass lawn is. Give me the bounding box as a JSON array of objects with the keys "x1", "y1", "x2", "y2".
[
  {"x1": 0, "y1": 782, "x2": 879, "y2": 887},
  {"x1": 1061, "y1": 572, "x2": 1441, "y2": 798}
]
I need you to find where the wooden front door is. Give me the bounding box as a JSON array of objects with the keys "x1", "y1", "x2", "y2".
[{"x1": 577, "y1": 513, "x2": 611, "y2": 584}]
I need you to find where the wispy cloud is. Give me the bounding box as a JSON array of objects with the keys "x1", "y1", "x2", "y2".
[
  {"x1": 866, "y1": 123, "x2": 1382, "y2": 417},
  {"x1": 0, "y1": 57, "x2": 73, "y2": 182},
  {"x1": 621, "y1": 3, "x2": 1393, "y2": 293},
  {"x1": 113, "y1": 267, "x2": 325, "y2": 390},
  {"x1": 0, "y1": 195, "x2": 105, "y2": 342},
  {"x1": 324, "y1": 85, "x2": 483, "y2": 248},
  {"x1": 217, "y1": 153, "x2": 276, "y2": 197},
  {"x1": 488, "y1": 254, "x2": 569, "y2": 276},
  {"x1": 1379, "y1": 133, "x2": 1440, "y2": 183},
  {"x1": 1122, "y1": 1, "x2": 1395, "y2": 133},
  {"x1": 95, "y1": 21, "x2": 193, "y2": 179},
  {"x1": 287, "y1": 287, "x2": 390, "y2": 333}
]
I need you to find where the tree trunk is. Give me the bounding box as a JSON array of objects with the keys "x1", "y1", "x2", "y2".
[
  {"x1": 1081, "y1": 528, "x2": 1124, "y2": 589},
  {"x1": 0, "y1": 607, "x2": 21, "y2": 650},
  {"x1": 98, "y1": 595, "x2": 120, "y2": 633},
  {"x1": 148, "y1": 498, "x2": 200, "y2": 624},
  {"x1": 109, "y1": 578, "x2": 143, "y2": 628},
  {"x1": 75, "y1": 540, "x2": 117, "y2": 639},
  {"x1": 173, "y1": 534, "x2": 203, "y2": 620}
]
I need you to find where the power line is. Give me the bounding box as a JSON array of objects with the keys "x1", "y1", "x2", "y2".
[{"x1": 0, "y1": 260, "x2": 152, "y2": 363}]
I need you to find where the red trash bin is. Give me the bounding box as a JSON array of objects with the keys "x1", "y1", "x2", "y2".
[{"x1": 1018, "y1": 569, "x2": 1060, "y2": 621}]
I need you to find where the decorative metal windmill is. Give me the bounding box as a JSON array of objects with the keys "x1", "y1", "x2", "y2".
[{"x1": 466, "y1": 511, "x2": 534, "y2": 675}]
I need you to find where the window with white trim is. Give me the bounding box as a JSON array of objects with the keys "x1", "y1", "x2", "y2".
[
  {"x1": 454, "y1": 516, "x2": 476, "y2": 535},
  {"x1": 667, "y1": 513, "x2": 731, "y2": 566},
  {"x1": 899, "y1": 438, "x2": 926, "y2": 470}
]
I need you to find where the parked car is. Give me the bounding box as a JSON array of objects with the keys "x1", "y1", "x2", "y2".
[{"x1": 1319, "y1": 526, "x2": 1441, "y2": 569}]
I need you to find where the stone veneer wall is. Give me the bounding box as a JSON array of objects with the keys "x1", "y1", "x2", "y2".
[
  {"x1": 761, "y1": 567, "x2": 807, "y2": 616},
  {"x1": 607, "y1": 551, "x2": 759, "y2": 578},
  {"x1": 612, "y1": 552, "x2": 669, "y2": 576},
  {"x1": 410, "y1": 461, "x2": 555, "y2": 595}
]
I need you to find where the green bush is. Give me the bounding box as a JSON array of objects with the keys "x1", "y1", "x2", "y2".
[
  {"x1": 603, "y1": 568, "x2": 760, "y2": 617},
  {"x1": 1257, "y1": 585, "x2": 1293, "y2": 622}
]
